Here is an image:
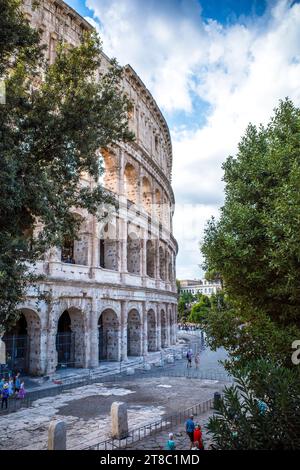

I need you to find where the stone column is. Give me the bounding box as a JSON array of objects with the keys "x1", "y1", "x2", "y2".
[
  {"x1": 119, "y1": 218, "x2": 127, "y2": 273},
  {"x1": 141, "y1": 229, "x2": 147, "y2": 277},
  {"x1": 156, "y1": 307, "x2": 161, "y2": 350},
  {"x1": 48, "y1": 421, "x2": 66, "y2": 450},
  {"x1": 45, "y1": 303, "x2": 58, "y2": 375},
  {"x1": 142, "y1": 303, "x2": 148, "y2": 355},
  {"x1": 89, "y1": 300, "x2": 99, "y2": 368},
  {"x1": 120, "y1": 301, "x2": 127, "y2": 362}
]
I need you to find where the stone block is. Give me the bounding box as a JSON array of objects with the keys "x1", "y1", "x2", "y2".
[
  {"x1": 143, "y1": 363, "x2": 151, "y2": 371},
  {"x1": 126, "y1": 367, "x2": 135, "y2": 375},
  {"x1": 48, "y1": 421, "x2": 66, "y2": 450},
  {"x1": 167, "y1": 355, "x2": 174, "y2": 363},
  {"x1": 111, "y1": 402, "x2": 128, "y2": 439}
]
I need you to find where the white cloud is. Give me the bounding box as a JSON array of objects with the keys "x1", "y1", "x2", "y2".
[{"x1": 83, "y1": 0, "x2": 300, "y2": 278}]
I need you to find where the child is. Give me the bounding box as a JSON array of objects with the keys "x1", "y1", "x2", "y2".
[
  {"x1": 165, "y1": 433, "x2": 176, "y2": 450},
  {"x1": 194, "y1": 424, "x2": 204, "y2": 450},
  {"x1": 17, "y1": 381, "x2": 26, "y2": 399}
]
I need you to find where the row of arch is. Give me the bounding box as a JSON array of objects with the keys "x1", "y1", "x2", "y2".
[
  {"x1": 2, "y1": 306, "x2": 177, "y2": 375},
  {"x1": 101, "y1": 151, "x2": 171, "y2": 224}
]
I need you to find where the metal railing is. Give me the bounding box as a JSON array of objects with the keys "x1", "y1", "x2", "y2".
[{"x1": 81, "y1": 398, "x2": 214, "y2": 450}]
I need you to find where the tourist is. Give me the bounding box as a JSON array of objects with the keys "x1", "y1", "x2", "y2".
[
  {"x1": 191, "y1": 441, "x2": 199, "y2": 450},
  {"x1": 193, "y1": 423, "x2": 204, "y2": 450},
  {"x1": 14, "y1": 373, "x2": 21, "y2": 395},
  {"x1": 8, "y1": 378, "x2": 14, "y2": 397},
  {"x1": 194, "y1": 353, "x2": 200, "y2": 369},
  {"x1": 1, "y1": 383, "x2": 9, "y2": 409},
  {"x1": 165, "y1": 432, "x2": 176, "y2": 450},
  {"x1": 185, "y1": 414, "x2": 195, "y2": 449},
  {"x1": 0, "y1": 377, "x2": 5, "y2": 393},
  {"x1": 186, "y1": 350, "x2": 192, "y2": 368},
  {"x1": 17, "y1": 381, "x2": 26, "y2": 399}
]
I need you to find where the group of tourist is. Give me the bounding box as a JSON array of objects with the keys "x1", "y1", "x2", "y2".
[
  {"x1": 178, "y1": 324, "x2": 201, "y2": 332},
  {"x1": 0, "y1": 373, "x2": 26, "y2": 409},
  {"x1": 165, "y1": 415, "x2": 204, "y2": 450},
  {"x1": 186, "y1": 350, "x2": 200, "y2": 369}
]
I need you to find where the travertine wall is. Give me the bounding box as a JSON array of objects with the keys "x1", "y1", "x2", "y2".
[{"x1": 3, "y1": 0, "x2": 178, "y2": 375}]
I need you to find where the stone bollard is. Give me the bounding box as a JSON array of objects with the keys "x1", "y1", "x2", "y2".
[
  {"x1": 48, "y1": 420, "x2": 66, "y2": 450},
  {"x1": 111, "y1": 402, "x2": 128, "y2": 439},
  {"x1": 167, "y1": 355, "x2": 175, "y2": 364},
  {"x1": 126, "y1": 367, "x2": 135, "y2": 375},
  {"x1": 143, "y1": 363, "x2": 151, "y2": 371}
]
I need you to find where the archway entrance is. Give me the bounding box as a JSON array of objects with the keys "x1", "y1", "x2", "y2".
[
  {"x1": 98, "y1": 309, "x2": 119, "y2": 361},
  {"x1": 56, "y1": 311, "x2": 75, "y2": 368},
  {"x1": 127, "y1": 309, "x2": 142, "y2": 357},
  {"x1": 3, "y1": 314, "x2": 29, "y2": 373},
  {"x1": 147, "y1": 309, "x2": 157, "y2": 352}
]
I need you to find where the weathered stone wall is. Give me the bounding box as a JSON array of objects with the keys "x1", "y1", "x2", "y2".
[{"x1": 9, "y1": 0, "x2": 179, "y2": 376}]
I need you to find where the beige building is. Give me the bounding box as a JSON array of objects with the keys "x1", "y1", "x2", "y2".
[
  {"x1": 2, "y1": 0, "x2": 178, "y2": 376},
  {"x1": 179, "y1": 279, "x2": 221, "y2": 297}
]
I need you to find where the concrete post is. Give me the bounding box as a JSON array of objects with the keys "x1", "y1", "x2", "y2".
[
  {"x1": 111, "y1": 402, "x2": 128, "y2": 439},
  {"x1": 48, "y1": 421, "x2": 66, "y2": 450}
]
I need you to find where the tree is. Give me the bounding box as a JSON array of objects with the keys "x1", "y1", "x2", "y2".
[
  {"x1": 201, "y1": 99, "x2": 300, "y2": 366},
  {"x1": 208, "y1": 361, "x2": 300, "y2": 450},
  {"x1": 189, "y1": 294, "x2": 210, "y2": 323},
  {"x1": 0, "y1": 1, "x2": 134, "y2": 331}
]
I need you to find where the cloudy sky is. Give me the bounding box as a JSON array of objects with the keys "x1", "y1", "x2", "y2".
[{"x1": 66, "y1": 0, "x2": 300, "y2": 279}]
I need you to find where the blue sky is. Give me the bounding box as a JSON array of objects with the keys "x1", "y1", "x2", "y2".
[{"x1": 65, "y1": 0, "x2": 300, "y2": 279}]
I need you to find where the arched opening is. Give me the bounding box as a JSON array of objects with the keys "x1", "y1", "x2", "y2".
[
  {"x1": 142, "y1": 177, "x2": 152, "y2": 213},
  {"x1": 56, "y1": 308, "x2": 85, "y2": 369},
  {"x1": 124, "y1": 163, "x2": 137, "y2": 203},
  {"x1": 159, "y1": 246, "x2": 166, "y2": 280},
  {"x1": 99, "y1": 222, "x2": 118, "y2": 271},
  {"x1": 155, "y1": 189, "x2": 161, "y2": 221},
  {"x1": 98, "y1": 309, "x2": 119, "y2": 361},
  {"x1": 127, "y1": 309, "x2": 142, "y2": 357},
  {"x1": 161, "y1": 310, "x2": 167, "y2": 348},
  {"x1": 147, "y1": 309, "x2": 157, "y2": 352},
  {"x1": 127, "y1": 231, "x2": 141, "y2": 274},
  {"x1": 99, "y1": 149, "x2": 118, "y2": 193},
  {"x1": 3, "y1": 314, "x2": 29, "y2": 373},
  {"x1": 61, "y1": 215, "x2": 90, "y2": 265},
  {"x1": 146, "y1": 240, "x2": 155, "y2": 278}
]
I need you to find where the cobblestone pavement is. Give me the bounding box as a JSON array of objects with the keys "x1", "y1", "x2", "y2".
[
  {"x1": 125, "y1": 409, "x2": 215, "y2": 450},
  {"x1": 0, "y1": 377, "x2": 225, "y2": 450}
]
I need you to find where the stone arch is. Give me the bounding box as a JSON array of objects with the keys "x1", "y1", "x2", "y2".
[
  {"x1": 98, "y1": 308, "x2": 119, "y2": 361},
  {"x1": 142, "y1": 176, "x2": 152, "y2": 213},
  {"x1": 159, "y1": 246, "x2": 166, "y2": 280},
  {"x1": 61, "y1": 213, "x2": 90, "y2": 265},
  {"x1": 127, "y1": 229, "x2": 141, "y2": 274},
  {"x1": 155, "y1": 189, "x2": 161, "y2": 221},
  {"x1": 127, "y1": 309, "x2": 142, "y2": 357},
  {"x1": 99, "y1": 222, "x2": 118, "y2": 271},
  {"x1": 161, "y1": 309, "x2": 167, "y2": 348},
  {"x1": 147, "y1": 309, "x2": 157, "y2": 352},
  {"x1": 124, "y1": 163, "x2": 138, "y2": 203},
  {"x1": 146, "y1": 240, "x2": 155, "y2": 278},
  {"x1": 100, "y1": 149, "x2": 118, "y2": 193},
  {"x1": 56, "y1": 307, "x2": 86, "y2": 368},
  {"x1": 2, "y1": 308, "x2": 41, "y2": 375}
]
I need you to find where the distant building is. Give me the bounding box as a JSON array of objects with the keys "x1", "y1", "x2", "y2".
[{"x1": 179, "y1": 278, "x2": 222, "y2": 297}]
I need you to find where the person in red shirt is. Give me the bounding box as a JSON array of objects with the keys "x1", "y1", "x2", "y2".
[{"x1": 193, "y1": 424, "x2": 204, "y2": 450}]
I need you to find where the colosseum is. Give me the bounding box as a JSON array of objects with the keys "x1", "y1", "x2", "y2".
[{"x1": 2, "y1": 0, "x2": 178, "y2": 376}]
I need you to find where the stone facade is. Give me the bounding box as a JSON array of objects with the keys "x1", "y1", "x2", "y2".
[{"x1": 2, "y1": 0, "x2": 178, "y2": 376}]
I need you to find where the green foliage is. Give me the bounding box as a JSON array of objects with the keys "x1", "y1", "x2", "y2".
[
  {"x1": 201, "y1": 99, "x2": 300, "y2": 366},
  {"x1": 207, "y1": 361, "x2": 300, "y2": 450},
  {"x1": 188, "y1": 294, "x2": 211, "y2": 323},
  {"x1": 0, "y1": 2, "x2": 134, "y2": 330}
]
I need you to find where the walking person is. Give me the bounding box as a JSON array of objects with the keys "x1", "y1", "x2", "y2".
[
  {"x1": 1, "y1": 383, "x2": 9, "y2": 409},
  {"x1": 165, "y1": 433, "x2": 176, "y2": 450},
  {"x1": 8, "y1": 378, "x2": 14, "y2": 397},
  {"x1": 194, "y1": 423, "x2": 204, "y2": 450},
  {"x1": 185, "y1": 414, "x2": 195, "y2": 449},
  {"x1": 14, "y1": 373, "x2": 21, "y2": 396},
  {"x1": 186, "y1": 350, "x2": 192, "y2": 368}
]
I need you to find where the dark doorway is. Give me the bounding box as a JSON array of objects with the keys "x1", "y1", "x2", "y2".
[
  {"x1": 56, "y1": 311, "x2": 75, "y2": 368},
  {"x1": 2, "y1": 314, "x2": 29, "y2": 373}
]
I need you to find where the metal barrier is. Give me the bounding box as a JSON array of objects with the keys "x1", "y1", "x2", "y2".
[{"x1": 81, "y1": 397, "x2": 214, "y2": 451}]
